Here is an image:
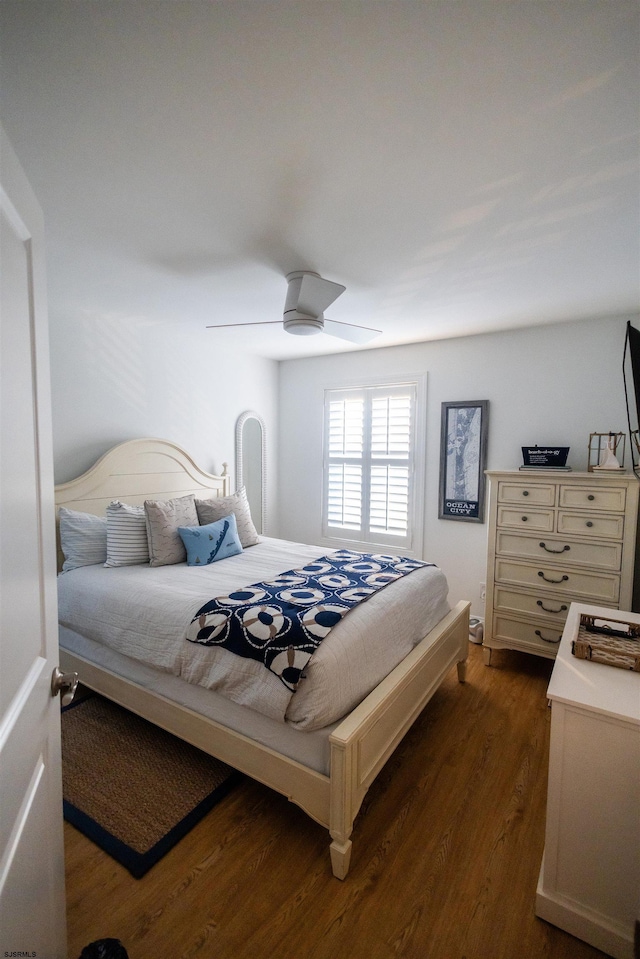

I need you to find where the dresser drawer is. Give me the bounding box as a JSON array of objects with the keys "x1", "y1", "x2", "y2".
[
  {"x1": 492, "y1": 614, "x2": 563, "y2": 655},
  {"x1": 494, "y1": 586, "x2": 570, "y2": 623},
  {"x1": 497, "y1": 506, "x2": 554, "y2": 532},
  {"x1": 495, "y1": 531, "x2": 622, "y2": 571},
  {"x1": 557, "y1": 510, "x2": 624, "y2": 540},
  {"x1": 494, "y1": 558, "x2": 620, "y2": 603},
  {"x1": 559, "y1": 484, "x2": 626, "y2": 512},
  {"x1": 498, "y1": 481, "x2": 556, "y2": 506}
]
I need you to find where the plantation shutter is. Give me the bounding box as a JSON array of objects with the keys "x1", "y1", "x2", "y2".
[
  {"x1": 326, "y1": 392, "x2": 364, "y2": 530},
  {"x1": 324, "y1": 383, "x2": 417, "y2": 550}
]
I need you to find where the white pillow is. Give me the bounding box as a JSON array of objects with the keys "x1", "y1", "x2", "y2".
[
  {"x1": 105, "y1": 501, "x2": 149, "y2": 567},
  {"x1": 195, "y1": 487, "x2": 259, "y2": 548},
  {"x1": 144, "y1": 494, "x2": 198, "y2": 567},
  {"x1": 59, "y1": 507, "x2": 107, "y2": 571}
]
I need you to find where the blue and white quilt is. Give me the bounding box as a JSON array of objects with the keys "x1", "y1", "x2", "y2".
[{"x1": 185, "y1": 550, "x2": 432, "y2": 691}]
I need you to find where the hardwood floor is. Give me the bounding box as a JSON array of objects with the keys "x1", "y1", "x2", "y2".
[{"x1": 64, "y1": 643, "x2": 611, "y2": 959}]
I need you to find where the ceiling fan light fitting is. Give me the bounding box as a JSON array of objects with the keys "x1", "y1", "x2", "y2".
[{"x1": 283, "y1": 314, "x2": 324, "y2": 336}]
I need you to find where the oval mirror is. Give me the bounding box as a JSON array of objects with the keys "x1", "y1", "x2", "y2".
[{"x1": 235, "y1": 410, "x2": 266, "y2": 534}]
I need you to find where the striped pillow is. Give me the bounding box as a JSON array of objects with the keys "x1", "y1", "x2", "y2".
[
  {"x1": 105, "y1": 501, "x2": 150, "y2": 567},
  {"x1": 59, "y1": 507, "x2": 107, "y2": 571}
]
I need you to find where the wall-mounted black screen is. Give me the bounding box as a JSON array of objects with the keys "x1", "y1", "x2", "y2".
[{"x1": 623, "y1": 321, "x2": 640, "y2": 474}]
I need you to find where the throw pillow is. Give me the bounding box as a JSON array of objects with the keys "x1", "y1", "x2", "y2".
[
  {"x1": 178, "y1": 513, "x2": 243, "y2": 566},
  {"x1": 59, "y1": 507, "x2": 107, "y2": 571},
  {"x1": 144, "y1": 494, "x2": 198, "y2": 567},
  {"x1": 195, "y1": 487, "x2": 259, "y2": 548},
  {"x1": 105, "y1": 501, "x2": 150, "y2": 567}
]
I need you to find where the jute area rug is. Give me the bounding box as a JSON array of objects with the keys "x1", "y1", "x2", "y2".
[{"x1": 61, "y1": 694, "x2": 241, "y2": 878}]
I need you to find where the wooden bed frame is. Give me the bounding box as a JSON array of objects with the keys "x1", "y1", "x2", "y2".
[{"x1": 55, "y1": 438, "x2": 470, "y2": 879}]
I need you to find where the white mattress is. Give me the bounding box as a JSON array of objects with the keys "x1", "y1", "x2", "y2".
[
  {"x1": 59, "y1": 625, "x2": 337, "y2": 775},
  {"x1": 57, "y1": 537, "x2": 450, "y2": 730}
]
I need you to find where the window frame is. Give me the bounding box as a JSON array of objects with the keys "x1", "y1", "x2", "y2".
[{"x1": 321, "y1": 373, "x2": 426, "y2": 557}]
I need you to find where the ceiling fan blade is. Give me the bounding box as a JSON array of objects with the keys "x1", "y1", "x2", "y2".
[
  {"x1": 323, "y1": 318, "x2": 382, "y2": 344},
  {"x1": 296, "y1": 273, "x2": 346, "y2": 316},
  {"x1": 206, "y1": 321, "x2": 284, "y2": 329}
]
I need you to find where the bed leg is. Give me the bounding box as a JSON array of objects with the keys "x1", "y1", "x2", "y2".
[
  {"x1": 456, "y1": 659, "x2": 467, "y2": 683},
  {"x1": 330, "y1": 838, "x2": 353, "y2": 880}
]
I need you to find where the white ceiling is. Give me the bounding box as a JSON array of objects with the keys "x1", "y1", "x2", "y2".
[{"x1": 1, "y1": 0, "x2": 638, "y2": 360}]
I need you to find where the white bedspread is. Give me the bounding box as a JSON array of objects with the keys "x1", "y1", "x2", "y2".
[{"x1": 57, "y1": 537, "x2": 450, "y2": 729}]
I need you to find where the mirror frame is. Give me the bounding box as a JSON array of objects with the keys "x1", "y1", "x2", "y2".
[{"x1": 235, "y1": 410, "x2": 267, "y2": 534}]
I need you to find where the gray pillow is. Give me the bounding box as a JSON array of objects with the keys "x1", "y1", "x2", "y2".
[
  {"x1": 144, "y1": 494, "x2": 198, "y2": 567},
  {"x1": 195, "y1": 487, "x2": 259, "y2": 548}
]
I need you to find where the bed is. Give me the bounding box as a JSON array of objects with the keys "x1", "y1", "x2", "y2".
[{"x1": 55, "y1": 437, "x2": 470, "y2": 878}]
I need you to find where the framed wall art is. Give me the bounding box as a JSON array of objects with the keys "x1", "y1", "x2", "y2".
[{"x1": 439, "y1": 400, "x2": 489, "y2": 522}]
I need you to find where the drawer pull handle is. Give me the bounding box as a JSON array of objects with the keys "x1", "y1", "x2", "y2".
[
  {"x1": 522, "y1": 516, "x2": 528, "y2": 522},
  {"x1": 586, "y1": 521, "x2": 593, "y2": 528},
  {"x1": 538, "y1": 571, "x2": 569, "y2": 584},
  {"x1": 588, "y1": 494, "x2": 595, "y2": 501},
  {"x1": 539, "y1": 542, "x2": 570, "y2": 554},
  {"x1": 537, "y1": 600, "x2": 568, "y2": 614},
  {"x1": 522, "y1": 490, "x2": 529, "y2": 497},
  {"x1": 535, "y1": 629, "x2": 561, "y2": 644}
]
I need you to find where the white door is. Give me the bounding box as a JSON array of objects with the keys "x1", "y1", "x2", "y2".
[{"x1": 0, "y1": 123, "x2": 68, "y2": 956}]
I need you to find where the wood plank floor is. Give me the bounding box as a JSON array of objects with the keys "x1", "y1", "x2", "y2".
[{"x1": 64, "y1": 643, "x2": 611, "y2": 959}]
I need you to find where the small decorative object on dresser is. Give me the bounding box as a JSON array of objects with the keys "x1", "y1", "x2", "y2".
[
  {"x1": 483, "y1": 470, "x2": 639, "y2": 665},
  {"x1": 520, "y1": 446, "x2": 570, "y2": 470},
  {"x1": 588, "y1": 430, "x2": 625, "y2": 471},
  {"x1": 572, "y1": 611, "x2": 640, "y2": 671}
]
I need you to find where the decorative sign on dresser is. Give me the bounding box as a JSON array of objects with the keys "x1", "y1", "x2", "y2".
[{"x1": 483, "y1": 470, "x2": 639, "y2": 665}]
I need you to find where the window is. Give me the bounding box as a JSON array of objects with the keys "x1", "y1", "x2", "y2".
[{"x1": 323, "y1": 380, "x2": 422, "y2": 552}]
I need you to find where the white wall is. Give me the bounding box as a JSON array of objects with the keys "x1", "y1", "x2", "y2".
[
  {"x1": 277, "y1": 314, "x2": 639, "y2": 616},
  {"x1": 49, "y1": 313, "x2": 279, "y2": 529},
  {"x1": 50, "y1": 311, "x2": 639, "y2": 614}
]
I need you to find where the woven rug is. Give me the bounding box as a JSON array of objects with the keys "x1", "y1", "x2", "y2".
[{"x1": 61, "y1": 694, "x2": 241, "y2": 878}]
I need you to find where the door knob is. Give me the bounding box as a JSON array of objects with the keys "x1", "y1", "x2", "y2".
[{"x1": 51, "y1": 666, "x2": 79, "y2": 707}]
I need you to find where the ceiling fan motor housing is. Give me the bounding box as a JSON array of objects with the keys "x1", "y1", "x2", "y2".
[
  {"x1": 284, "y1": 271, "x2": 315, "y2": 311},
  {"x1": 283, "y1": 272, "x2": 322, "y2": 334},
  {"x1": 283, "y1": 271, "x2": 346, "y2": 335}
]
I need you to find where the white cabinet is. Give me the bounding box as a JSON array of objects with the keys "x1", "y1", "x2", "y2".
[
  {"x1": 483, "y1": 471, "x2": 639, "y2": 664},
  {"x1": 535, "y1": 603, "x2": 640, "y2": 959}
]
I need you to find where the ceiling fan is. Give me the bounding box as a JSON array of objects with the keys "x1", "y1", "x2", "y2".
[{"x1": 207, "y1": 271, "x2": 381, "y2": 344}]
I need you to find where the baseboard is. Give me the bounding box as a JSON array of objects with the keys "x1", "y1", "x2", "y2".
[{"x1": 536, "y1": 860, "x2": 634, "y2": 959}]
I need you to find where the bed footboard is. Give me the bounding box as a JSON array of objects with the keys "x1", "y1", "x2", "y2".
[{"x1": 327, "y1": 600, "x2": 469, "y2": 878}]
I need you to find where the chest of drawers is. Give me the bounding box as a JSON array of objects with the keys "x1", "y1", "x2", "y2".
[{"x1": 483, "y1": 470, "x2": 639, "y2": 664}]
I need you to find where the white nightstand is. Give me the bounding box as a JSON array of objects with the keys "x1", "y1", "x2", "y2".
[{"x1": 535, "y1": 603, "x2": 640, "y2": 959}]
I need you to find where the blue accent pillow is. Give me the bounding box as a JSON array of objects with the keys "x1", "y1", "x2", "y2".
[{"x1": 178, "y1": 513, "x2": 243, "y2": 566}]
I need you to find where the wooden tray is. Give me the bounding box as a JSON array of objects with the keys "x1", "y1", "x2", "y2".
[{"x1": 572, "y1": 613, "x2": 640, "y2": 671}]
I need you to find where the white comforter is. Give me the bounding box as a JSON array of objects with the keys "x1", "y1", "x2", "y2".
[{"x1": 57, "y1": 537, "x2": 450, "y2": 730}]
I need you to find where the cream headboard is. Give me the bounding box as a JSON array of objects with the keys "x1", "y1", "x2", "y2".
[{"x1": 54, "y1": 437, "x2": 230, "y2": 570}]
